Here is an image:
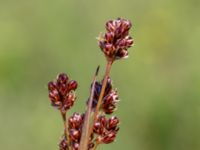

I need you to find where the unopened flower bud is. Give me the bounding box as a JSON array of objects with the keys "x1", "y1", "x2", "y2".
[
  {"x1": 107, "y1": 116, "x2": 119, "y2": 131},
  {"x1": 93, "y1": 115, "x2": 106, "y2": 135},
  {"x1": 69, "y1": 129, "x2": 81, "y2": 142},
  {"x1": 57, "y1": 73, "x2": 68, "y2": 85},
  {"x1": 105, "y1": 32, "x2": 114, "y2": 43},
  {"x1": 72, "y1": 142, "x2": 79, "y2": 150},
  {"x1": 101, "y1": 132, "x2": 116, "y2": 144},
  {"x1": 59, "y1": 137, "x2": 68, "y2": 150},
  {"x1": 48, "y1": 81, "x2": 57, "y2": 91},
  {"x1": 67, "y1": 80, "x2": 78, "y2": 91},
  {"x1": 68, "y1": 113, "x2": 84, "y2": 129}
]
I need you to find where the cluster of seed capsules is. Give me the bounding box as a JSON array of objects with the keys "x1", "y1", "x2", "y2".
[
  {"x1": 48, "y1": 73, "x2": 120, "y2": 150},
  {"x1": 48, "y1": 73, "x2": 78, "y2": 114},
  {"x1": 47, "y1": 18, "x2": 133, "y2": 150},
  {"x1": 98, "y1": 18, "x2": 134, "y2": 61}
]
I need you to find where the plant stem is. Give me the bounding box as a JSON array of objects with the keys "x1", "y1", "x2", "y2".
[
  {"x1": 87, "y1": 60, "x2": 113, "y2": 147},
  {"x1": 60, "y1": 111, "x2": 71, "y2": 150},
  {"x1": 79, "y1": 66, "x2": 100, "y2": 150},
  {"x1": 94, "y1": 60, "x2": 113, "y2": 121},
  {"x1": 92, "y1": 142, "x2": 99, "y2": 150}
]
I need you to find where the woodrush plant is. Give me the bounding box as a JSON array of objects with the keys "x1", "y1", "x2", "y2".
[{"x1": 47, "y1": 18, "x2": 134, "y2": 150}]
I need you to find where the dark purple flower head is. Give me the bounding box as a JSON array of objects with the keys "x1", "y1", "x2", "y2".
[
  {"x1": 98, "y1": 18, "x2": 134, "y2": 61},
  {"x1": 48, "y1": 73, "x2": 78, "y2": 113},
  {"x1": 91, "y1": 78, "x2": 119, "y2": 114}
]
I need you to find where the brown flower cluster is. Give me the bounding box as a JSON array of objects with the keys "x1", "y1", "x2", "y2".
[
  {"x1": 58, "y1": 112, "x2": 119, "y2": 150},
  {"x1": 48, "y1": 73, "x2": 78, "y2": 114},
  {"x1": 98, "y1": 18, "x2": 134, "y2": 61},
  {"x1": 68, "y1": 113, "x2": 95, "y2": 150},
  {"x1": 68, "y1": 113, "x2": 85, "y2": 150},
  {"x1": 94, "y1": 116, "x2": 119, "y2": 144}
]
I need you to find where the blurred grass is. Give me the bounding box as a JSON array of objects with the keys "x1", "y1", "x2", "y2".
[{"x1": 0, "y1": 0, "x2": 200, "y2": 150}]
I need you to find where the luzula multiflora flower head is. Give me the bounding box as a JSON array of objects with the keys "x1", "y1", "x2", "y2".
[
  {"x1": 47, "y1": 18, "x2": 133, "y2": 150},
  {"x1": 98, "y1": 18, "x2": 134, "y2": 61},
  {"x1": 48, "y1": 73, "x2": 78, "y2": 114}
]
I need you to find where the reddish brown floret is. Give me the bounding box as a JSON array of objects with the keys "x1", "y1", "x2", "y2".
[{"x1": 59, "y1": 137, "x2": 69, "y2": 150}]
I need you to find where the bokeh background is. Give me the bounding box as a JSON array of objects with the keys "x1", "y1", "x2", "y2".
[{"x1": 0, "y1": 0, "x2": 200, "y2": 150}]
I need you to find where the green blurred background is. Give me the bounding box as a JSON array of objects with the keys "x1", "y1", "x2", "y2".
[{"x1": 0, "y1": 0, "x2": 200, "y2": 150}]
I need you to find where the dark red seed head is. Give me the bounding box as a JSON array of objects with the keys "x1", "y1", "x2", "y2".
[
  {"x1": 47, "y1": 73, "x2": 78, "y2": 113},
  {"x1": 98, "y1": 18, "x2": 134, "y2": 61}
]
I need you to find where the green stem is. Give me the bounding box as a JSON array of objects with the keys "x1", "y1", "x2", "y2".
[{"x1": 92, "y1": 142, "x2": 100, "y2": 150}]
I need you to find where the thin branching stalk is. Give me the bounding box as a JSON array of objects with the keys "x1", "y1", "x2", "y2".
[
  {"x1": 79, "y1": 66, "x2": 100, "y2": 150},
  {"x1": 60, "y1": 111, "x2": 71, "y2": 150},
  {"x1": 87, "y1": 60, "x2": 113, "y2": 144},
  {"x1": 92, "y1": 142, "x2": 100, "y2": 150},
  {"x1": 93, "y1": 60, "x2": 113, "y2": 121}
]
